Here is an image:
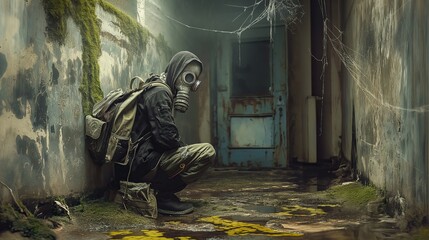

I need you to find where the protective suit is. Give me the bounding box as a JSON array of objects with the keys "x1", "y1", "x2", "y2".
[{"x1": 115, "y1": 51, "x2": 216, "y2": 215}]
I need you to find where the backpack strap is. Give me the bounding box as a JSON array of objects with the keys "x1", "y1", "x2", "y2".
[
  {"x1": 143, "y1": 81, "x2": 173, "y2": 98},
  {"x1": 130, "y1": 76, "x2": 145, "y2": 90},
  {"x1": 130, "y1": 75, "x2": 173, "y2": 98}
]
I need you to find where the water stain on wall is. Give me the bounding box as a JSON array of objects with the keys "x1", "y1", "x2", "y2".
[
  {"x1": 67, "y1": 59, "x2": 77, "y2": 85},
  {"x1": 15, "y1": 134, "x2": 50, "y2": 195},
  {"x1": 0, "y1": 52, "x2": 6, "y2": 115},
  {"x1": 52, "y1": 63, "x2": 59, "y2": 85},
  {"x1": 34, "y1": 80, "x2": 48, "y2": 129},
  {"x1": 0, "y1": 52, "x2": 6, "y2": 79},
  {"x1": 11, "y1": 70, "x2": 35, "y2": 119},
  {"x1": 61, "y1": 126, "x2": 84, "y2": 157},
  {"x1": 16, "y1": 135, "x2": 42, "y2": 172}
]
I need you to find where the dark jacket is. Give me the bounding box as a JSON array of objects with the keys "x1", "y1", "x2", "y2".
[
  {"x1": 115, "y1": 51, "x2": 202, "y2": 183},
  {"x1": 114, "y1": 84, "x2": 180, "y2": 182}
]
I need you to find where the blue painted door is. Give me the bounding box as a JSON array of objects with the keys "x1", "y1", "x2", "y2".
[{"x1": 215, "y1": 26, "x2": 287, "y2": 168}]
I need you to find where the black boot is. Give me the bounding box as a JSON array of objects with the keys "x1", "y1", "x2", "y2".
[{"x1": 156, "y1": 192, "x2": 194, "y2": 215}]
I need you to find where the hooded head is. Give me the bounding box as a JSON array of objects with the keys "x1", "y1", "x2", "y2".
[{"x1": 164, "y1": 51, "x2": 203, "y2": 112}]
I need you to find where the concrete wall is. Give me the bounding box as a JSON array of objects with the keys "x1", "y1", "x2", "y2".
[
  {"x1": 137, "y1": 0, "x2": 213, "y2": 145},
  {"x1": 316, "y1": 0, "x2": 343, "y2": 161},
  {"x1": 342, "y1": 0, "x2": 429, "y2": 216},
  {"x1": 0, "y1": 0, "x2": 199, "y2": 200},
  {"x1": 288, "y1": 0, "x2": 312, "y2": 162},
  {"x1": 0, "y1": 0, "x2": 93, "y2": 200},
  {"x1": 288, "y1": 0, "x2": 343, "y2": 163}
]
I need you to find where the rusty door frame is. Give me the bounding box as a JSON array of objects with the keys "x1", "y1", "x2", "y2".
[{"x1": 213, "y1": 25, "x2": 288, "y2": 168}]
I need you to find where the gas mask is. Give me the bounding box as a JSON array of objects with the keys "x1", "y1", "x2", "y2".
[{"x1": 174, "y1": 62, "x2": 202, "y2": 113}]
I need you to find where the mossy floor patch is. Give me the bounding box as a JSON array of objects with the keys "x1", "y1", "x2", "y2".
[
  {"x1": 71, "y1": 200, "x2": 153, "y2": 230},
  {"x1": 326, "y1": 182, "x2": 379, "y2": 210}
]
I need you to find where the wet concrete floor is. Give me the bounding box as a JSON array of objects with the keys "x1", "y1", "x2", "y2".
[{"x1": 54, "y1": 167, "x2": 418, "y2": 240}]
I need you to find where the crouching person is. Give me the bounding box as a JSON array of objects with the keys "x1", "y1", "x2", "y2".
[{"x1": 115, "y1": 51, "x2": 216, "y2": 215}]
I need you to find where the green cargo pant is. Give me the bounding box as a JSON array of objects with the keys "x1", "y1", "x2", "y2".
[
  {"x1": 148, "y1": 143, "x2": 216, "y2": 193},
  {"x1": 160, "y1": 143, "x2": 216, "y2": 183}
]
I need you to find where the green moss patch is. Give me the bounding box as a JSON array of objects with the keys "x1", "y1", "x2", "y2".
[
  {"x1": 71, "y1": 199, "x2": 152, "y2": 229},
  {"x1": 41, "y1": 0, "x2": 71, "y2": 45},
  {"x1": 327, "y1": 182, "x2": 379, "y2": 210},
  {"x1": 0, "y1": 204, "x2": 56, "y2": 240},
  {"x1": 41, "y1": 0, "x2": 171, "y2": 115},
  {"x1": 42, "y1": 0, "x2": 103, "y2": 115},
  {"x1": 98, "y1": 1, "x2": 150, "y2": 60},
  {"x1": 412, "y1": 227, "x2": 429, "y2": 240}
]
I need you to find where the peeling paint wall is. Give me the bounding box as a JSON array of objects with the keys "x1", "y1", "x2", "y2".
[
  {"x1": 0, "y1": 0, "x2": 92, "y2": 199},
  {"x1": 343, "y1": 0, "x2": 429, "y2": 216},
  {"x1": 0, "y1": 0, "x2": 185, "y2": 200}
]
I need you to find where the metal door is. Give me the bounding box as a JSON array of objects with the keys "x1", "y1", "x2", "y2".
[{"x1": 215, "y1": 26, "x2": 287, "y2": 168}]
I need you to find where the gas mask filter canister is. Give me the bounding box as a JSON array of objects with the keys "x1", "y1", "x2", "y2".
[{"x1": 174, "y1": 71, "x2": 201, "y2": 112}]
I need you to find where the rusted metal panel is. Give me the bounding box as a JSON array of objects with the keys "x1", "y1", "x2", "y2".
[
  {"x1": 230, "y1": 116, "x2": 274, "y2": 148},
  {"x1": 230, "y1": 97, "x2": 273, "y2": 115}
]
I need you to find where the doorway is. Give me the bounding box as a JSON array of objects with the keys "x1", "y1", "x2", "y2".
[{"x1": 214, "y1": 26, "x2": 287, "y2": 168}]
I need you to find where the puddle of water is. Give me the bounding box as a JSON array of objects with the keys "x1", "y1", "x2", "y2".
[
  {"x1": 317, "y1": 204, "x2": 341, "y2": 214},
  {"x1": 108, "y1": 228, "x2": 221, "y2": 239},
  {"x1": 244, "y1": 205, "x2": 282, "y2": 213},
  {"x1": 240, "y1": 203, "x2": 340, "y2": 216},
  {"x1": 303, "y1": 229, "x2": 356, "y2": 240},
  {"x1": 293, "y1": 175, "x2": 334, "y2": 192},
  {"x1": 277, "y1": 167, "x2": 336, "y2": 193},
  {"x1": 302, "y1": 219, "x2": 412, "y2": 240},
  {"x1": 277, "y1": 205, "x2": 327, "y2": 217},
  {"x1": 198, "y1": 216, "x2": 303, "y2": 237},
  {"x1": 106, "y1": 216, "x2": 303, "y2": 239},
  {"x1": 99, "y1": 216, "x2": 413, "y2": 240}
]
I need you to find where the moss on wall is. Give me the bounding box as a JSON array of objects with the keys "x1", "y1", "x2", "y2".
[
  {"x1": 155, "y1": 33, "x2": 172, "y2": 57},
  {"x1": 98, "y1": 1, "x2": 149, "y2": 58},
  {"x1": 41, "y1": 0, "x2": 70, "y2": 45},
  {"x1": 42, "y1": 0, "x2": 103, "y2": 115},
  {"x1": 41, "y1": 0, "x2": 171, "y2": 115}
]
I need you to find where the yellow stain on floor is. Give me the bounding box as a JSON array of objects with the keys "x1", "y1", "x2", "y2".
[
  {"x1": 108, "y1": 213, "x2": 311, "y2": 239},
  {"x1": 317, "y1": 204, "x2": 341, "y2": 208},
  {"x1": 276, "y1": 205, "x2": 327, "y2": 216},
  {"x1": 108, "y1": 229, "x2": 195, "y2": 240},
  {"x1": 109, "y1": 230, "x2": 133, "y2": 237},
  {"x1": 166, "y1": 221, "x2": 181, "y2": 225},
  {"x1": 198, "y1": 216, "x2": 303, "y2": 237}
]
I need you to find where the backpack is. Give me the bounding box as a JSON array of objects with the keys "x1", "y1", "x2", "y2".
[{"x1": 84, "y1": 76, "x2": 172, "y2": 165}]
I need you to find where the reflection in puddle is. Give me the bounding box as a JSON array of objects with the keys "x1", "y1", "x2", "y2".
[
  {"x1": 106, "y1": 214, "x2": 410, "y2": 239},
  {"x1": 277, "y1": 205, "x2": 327, "y2": 217},
  {"x1": 108, "y1": 216, "x2": 303, "y2": 239},
  {"x1": 244, "y1": 204, "x2": 340, "y2": 215},
  {"x1": 244, "y1": 205, "x2": 282, "y2": 213},
  {"x1": 198, "y1": 216, "x2": 303, "y2": 237}
]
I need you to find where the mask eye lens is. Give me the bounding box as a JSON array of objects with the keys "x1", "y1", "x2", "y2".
[{"x1": 183, "y1": 72, "x2": 196, "y2": 84}]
